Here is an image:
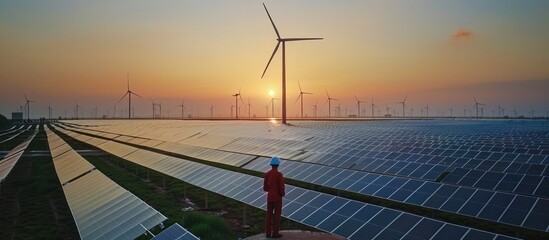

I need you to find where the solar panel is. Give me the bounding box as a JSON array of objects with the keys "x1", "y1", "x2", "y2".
[
  {"x1": 0, "y1": 128, "x2": 38, "y2": 183},
  {"x1": 153, "y1": 223, "x2": 199, "y2": 240}
]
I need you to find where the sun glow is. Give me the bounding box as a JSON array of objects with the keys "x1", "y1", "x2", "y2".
[{"x1": 269, "y1": 90, "x2": 274, "y2": 97}]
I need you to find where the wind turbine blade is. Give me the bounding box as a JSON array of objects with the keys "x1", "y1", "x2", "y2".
[
  {"x1": 333, "y1": 98, "x2": 339, "y2": 101},
  {"x1": 295, "y1": 94, "x2": 301, "y2": 103},
  {"x1": 117, "y1": 92, "x2": 129, "y2": 104},
  {"x1": 404, "y1": 96, "x2": 408, "y2": 102},
  {"x1": 262, "y1": 42, "x2": 281, "y2": 78},
  {"x1": 355, "y1": 95, "x2": 359, "y2": 102},
  {"x1": 325, "y1": 89, "x2": 330, "y2": 98},
  {"x1": 127, "y1": 72, "x2": 130, "y2": 91},
  {"x1": 474, "y1": 97, "x2": 478, "y2": 104},
  {"x1": 263, "y1": 3, "x2": 281, "y2": 39},
  {"x1": 132, "y1": 92, "x2": 144, "y2": 99},
  {"x1": 282, "y1": 38, "x2": 323, "y2": 41},
  {"x1": 303, "y1": 92, "x2": 312, "y2": 95},
  {"x1": 298, "y1": 81, "x2": 302, "y2": 93}
]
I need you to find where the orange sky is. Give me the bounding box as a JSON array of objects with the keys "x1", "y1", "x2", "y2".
[{"x1": 1, "y1": 1, "x2": 548, "y2": 118}]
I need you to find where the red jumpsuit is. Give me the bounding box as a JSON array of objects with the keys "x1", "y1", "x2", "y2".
[{"x1": 264, "y1": 167, "x2": 285, "y2": 236}]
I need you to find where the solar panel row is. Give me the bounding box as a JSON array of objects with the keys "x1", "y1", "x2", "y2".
[
  {"x1": 0, "y1": 127, "x2": 38, "y2": 183},
  {"x1": 443, "y1": 168, "x2": 549, "y2": 198},
  {"x1": 45, "y1": 126, "x2": 167, "y2": 240},
  {"x1": 55, "y1": 124, "x2": 519, "y2": 240}
]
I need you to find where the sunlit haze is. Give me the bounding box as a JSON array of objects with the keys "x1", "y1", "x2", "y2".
[{"x1": 1, "y1": 1, "x2": 548, "y2": 119}]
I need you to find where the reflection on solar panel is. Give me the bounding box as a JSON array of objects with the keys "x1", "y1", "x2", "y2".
[
  {"x1": 45, "y1": 127, "x2": 167, "y2": 240},
  {"x1": 54, "y1": 125, "x2": 519, "y2": 240},
  {"x1": 0, "y1": 127, "x2": 38, "y2": 183},
  {"x1": 153, "y1": 223, "x2": 199, "y2": 240}
]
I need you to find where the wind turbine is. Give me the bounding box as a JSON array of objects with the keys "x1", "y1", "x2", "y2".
[
  {"x1": 474, "y1": 97, "x2": 485, "y2": 118},
  {"x1": 232, "y1": 90, "x2": 243, "y2": 119},
  {"x1": 311, "y1": 100, "x2": 319, "y2": 118},
  {"x1": 247, "y1": 98, "x2": 252, "y2": 118},
  {"x1": 117, "y1": 73, "x2": 142, "y2": 119},
  {"x1": 424, "y1": 104, "x2": 431, "y2": 117},
  {"x1": 178, "y1": 100, "x2": 185, "y2": 119},
  {"x1": 47, "y1": 103, "x2": 52, "y2": 119},
  {"x1": 371, "y1": 99, "x2": 377, "y2": 117},
  {"x1": 296, "y1": 81, "x2": 312, "y2": 118},
  {"x1": 397, "y1": 96, "x2": 408, "y2": 117},
  {"x1": 325, "y1": 90, "x2": 338, "y2": 118},
  {"x1": 23, "y1": 93, "x2": 35, "y2": 121},
  {"x1": 210, "y1": 104, "x2": 214, "y2": 118},
  {"x1": 151, "y1": 99, "x2": 158, "y2": 118},
  {"x1": 260, "y1": 3, "x2": 323, "y2": 124},
  {"x1": 74, "y1": 101, "x2": 80, "y2": 119},
  {"x1": 355, "y1": 96, "x2": 367, "y2": 118}
]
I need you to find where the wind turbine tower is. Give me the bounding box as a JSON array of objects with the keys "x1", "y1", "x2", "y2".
[
  {"x1": 232, "y1": 90, "x2": 243, "y2": 119},
  {"x1": 325, "y1": 90, "x2": 338, "y2": 118},
  {"x1": 296, "y1": 81, "x2": 312, "y2": 118},
  {"x1": 355, "y1": 96, "x2": 367, "y2": 118},
  {"x1": 23, "y1": 94, "x2": 35, "y2": 121},
  {"x1": 117, "y1": 73, "x2": 142, "y2": 119},
  {"x1": 178, "y1": 100, "x2": 185, "y2": 119},
  {"x1": 371, "y1": 99, "x2": 377, "y2": 117},
  {"x1": 260, "y1": 3, "x2": 322, "y2": 124},
  {"x1": 397, "y1": 96, "x2": 408, "y2": 117},
  {"x1": 474, "y1": 97, "x2": 485, "y2": 118}
]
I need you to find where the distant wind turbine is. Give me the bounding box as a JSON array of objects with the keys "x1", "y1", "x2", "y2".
[
  {"x1": 178, "y1": 100, "x2": 185, "y2": 119},
  {"x1": 325, "y1": 90, "x2": 338, "y2": 118},
  {"x1": 397, "y1": 96, "x2": 408, "y2": 117},
  {"x1": 355, "y1": 96, "x2": 367, "y2": 118},
  {"x1": 247, "y1": 99, "x2": 252, "y2": 118},
  {"x1": 210, "y1": 104, "x2": 214, "y2": 118},
  {"x1": 23, "y1": 93, "x2": 35, "y2": 121},
  {"x1": 232, "y1": 90, "x2": 243, "y2": 119},
  {"x1": 74, "y1": 101, "x2": 80, "y2": 119},
  {"x1": 474, "y1": 97, "x2": 485, "y2": 118},
  {"x1": 311, "y1": 100, "x2": 319, "y2": 118},
  {"x1": 117, "y1": 73, "x2": 142, "y2": 119},
  {"x1": 371, "y1": 99, "x2": 377, "y2": 117},
  {"x1": 424, "y1": 104, "x2": 431, "y2": 117},
  {"x1": 260, "y1": 3, "x2": 322, "y2": 124},
  {"x1": 296, "y1": 81, "x2": 312, "y2": 118}
]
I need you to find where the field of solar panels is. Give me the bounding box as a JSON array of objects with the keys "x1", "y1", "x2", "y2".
[{"x1": 2, "y1": 119, "x2": 549, "y2": 239}]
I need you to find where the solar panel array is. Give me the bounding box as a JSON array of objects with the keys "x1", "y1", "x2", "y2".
[
  {"x1": 58, "y1": 120, "x2": 549, "y2": 234},
  {"x1": 45, "y1": 126, "x2": 167, "y2": 240},
  {"x1": 0, "y1": 126, "x2": 38, "y2": 183},
  {"x1": 54, "y1": 123, "x2": 521, "y2": 240},
  {"x1": 153, "y1": 223, "x2": 199, "y2": 240}
]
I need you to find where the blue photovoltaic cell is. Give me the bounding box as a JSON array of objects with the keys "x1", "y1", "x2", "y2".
[{"x1": 478, "y1": 193, "x2": 515, "y2": 221}]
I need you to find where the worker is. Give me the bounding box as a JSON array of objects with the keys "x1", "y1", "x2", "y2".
[{"x1": 264, "y1": 156, "x2": 285, "y2": 238}]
